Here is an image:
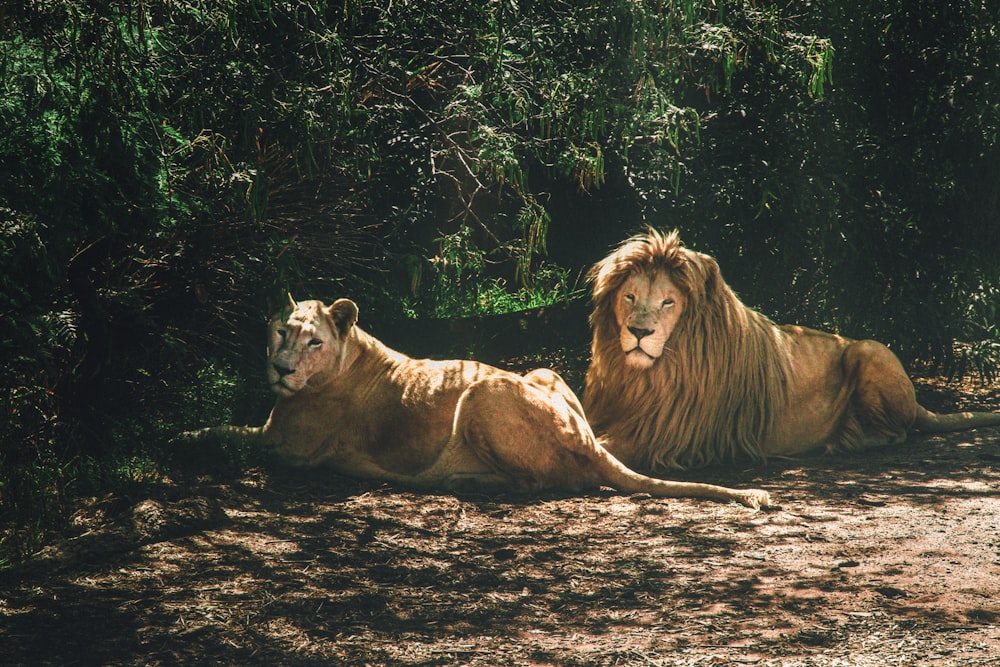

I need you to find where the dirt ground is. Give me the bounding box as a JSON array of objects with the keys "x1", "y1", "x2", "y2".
[{"x1": 2, "y1": 373, "x2": 1000, "y2": 666}]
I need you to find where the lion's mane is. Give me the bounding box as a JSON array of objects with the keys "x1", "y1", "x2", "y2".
[{"x1": 583, "y1": 229, "x2": 791, "y2": 470}]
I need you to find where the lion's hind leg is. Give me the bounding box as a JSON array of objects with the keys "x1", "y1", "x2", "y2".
[{"x1": 841, "y1": 340, "x2": 918, "y2": 451}]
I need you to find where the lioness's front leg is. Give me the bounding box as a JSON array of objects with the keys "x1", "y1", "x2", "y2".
[
  {"x1": 175, "y1": 424, "x2": 268, "y2": 445},
  {"x1": 170, "y1": 424, "x2": 276, "y2": 469}
]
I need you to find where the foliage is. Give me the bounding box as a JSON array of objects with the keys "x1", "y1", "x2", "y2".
[
  {"x1": 402, "y1": 226, "x2": 582, "y2": 319},
  {"x1": 646, "y1": 0, "x2": 1000, "y2": 369}
]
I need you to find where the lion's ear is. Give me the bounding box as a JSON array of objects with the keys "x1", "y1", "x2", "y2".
[
  {"x1": 588, "y1": 253, "x2": 622, "y2": 302},
  {"x1": 327, "y1": 299, "x2": 359, "y2": 335},
  {"x1": 697, "y1": 252, "x2": 724, "y2": 301}
]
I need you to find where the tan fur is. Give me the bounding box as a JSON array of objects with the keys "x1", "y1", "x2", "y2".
[
  {"x1": 584, "y1": 228, "x2": 1000, "y2": 470},
  {"x1": 183, "y1": 297, "x2": 772, "y2": 508}
]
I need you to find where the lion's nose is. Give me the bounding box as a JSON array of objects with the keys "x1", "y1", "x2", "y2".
[
  {"x1": 628, "y1": 326, "x2": 654, "y2": 341},
  {"x1": 273, "y1": 361, "x2": 295, "y2": 377}
]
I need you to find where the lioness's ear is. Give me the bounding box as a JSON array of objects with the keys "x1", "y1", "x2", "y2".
[{"x1": 327, "y1": 298, "x2": 359, "y2": 336}]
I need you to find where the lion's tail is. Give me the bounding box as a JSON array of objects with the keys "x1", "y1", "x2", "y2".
[
  {"x1": 593, "y1": 445, "x2": 771, "y2": 510},
  {"x1": 913, "y1": 405, "x2": 1000, "y2": 433}
]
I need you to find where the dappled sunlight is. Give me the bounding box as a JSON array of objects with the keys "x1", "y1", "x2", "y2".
[
  {"x1": 3, "y1": 387, "x2": 1000, "y2": 665},
  {"x1": 923, "y1": 478, "x2": 996, "y2": 493}
]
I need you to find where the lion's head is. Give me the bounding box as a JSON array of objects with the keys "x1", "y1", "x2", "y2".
[
  {"x1": 587, "y1": 228, "x2": 724, "y2": 370},
  {"x1": 608, "y1": 270, "x2": 684, "y2": 369},
  {"x1": 266, "y1": 296, "x2": 359, "y2": 397},
  {"x1": 584, "y1": 228, "x2": 786, "y2": 470}
]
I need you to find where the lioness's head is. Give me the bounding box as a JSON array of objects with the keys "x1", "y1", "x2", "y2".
[
  {"x1": 266, "y1": 296, "x2": 359, "y2": 396},
  {"x1": 589, "y1": 228, "x2": 720, "y2": 369}
]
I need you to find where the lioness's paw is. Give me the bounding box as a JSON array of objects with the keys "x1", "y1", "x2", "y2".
[{"x1": 741, "y1": 489, "x2": 772, "y2": 510}]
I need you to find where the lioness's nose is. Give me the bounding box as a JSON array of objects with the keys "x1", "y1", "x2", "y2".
[
  {"x1": 273, "y1": 361, "x2": 295, "y2": 377},
  {"x1": 628, "y1": 326, "x2": 654, "y2": 341}
]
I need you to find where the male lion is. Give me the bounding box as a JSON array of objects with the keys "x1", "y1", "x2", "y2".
[
  {"x1": 182, "y1": 295, "x2": 770, "y2": 508},
  {"x1": 584, "y1": 228, "x2": 1000, "y2": 470}
]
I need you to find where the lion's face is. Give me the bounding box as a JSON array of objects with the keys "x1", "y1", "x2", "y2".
[
  {"x1": 614, "y1": 271, "x2": 686, "y2": 369},
  {"x1": 266, "y1": 298, "x2": 359, "y2": 397}
]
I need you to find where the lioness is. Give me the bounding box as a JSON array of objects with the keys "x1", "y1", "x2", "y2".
[
  {"x1": 183, "y1": 296, "x2": 770, "y2": 508},
  {"x1": 584, "y1": 228, "x2": 1000, "y2": 470}
]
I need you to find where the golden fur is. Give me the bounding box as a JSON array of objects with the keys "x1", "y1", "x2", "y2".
[
  {"x1": 182, "y1": 295, "x2": 771, "y2": 508},
  {"x1": 584, "y1": 228, "x2": 1000, "y2": 470}
]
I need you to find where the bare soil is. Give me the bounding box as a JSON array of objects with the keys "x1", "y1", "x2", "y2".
[{"x1": 2, "y1": 373, "x2": 1000, "y2": 666}]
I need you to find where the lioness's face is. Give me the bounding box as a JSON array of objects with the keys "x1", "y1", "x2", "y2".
[
  {"x1": 266, "y1": 298, "x2": 358, "y2": 396},
  {"x1": 615, "y1": 271, "x2": 685, "y2": 369}
]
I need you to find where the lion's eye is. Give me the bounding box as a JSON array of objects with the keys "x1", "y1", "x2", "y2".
[
  {"x1": 623, "y1": 294, "x2": 636, "y2": 303},
  {"x1": 277, "y1": 329, "x2": 287, "y2": 339},
  {"x1": 308, "y1": 338, "x2": 323, "y2": 348},
  {"x1": 661, "y1": 299, "x2": 675, "y2": 308}
]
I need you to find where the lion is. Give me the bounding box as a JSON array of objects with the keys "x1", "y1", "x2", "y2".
[
  {"x1": 583, "y1": 228, "x2": 1000, "y2": 471},
  {"x1": 181, "y1": 295, "x2": 771, "y2": 508}
]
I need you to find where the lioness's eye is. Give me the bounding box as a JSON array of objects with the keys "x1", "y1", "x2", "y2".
[
  {"x1": 308, "y1": 338, "x2": 323, "y2": 348},
  {"x1": 277, "y1": 329, "x2": 287, "y2": 339}
]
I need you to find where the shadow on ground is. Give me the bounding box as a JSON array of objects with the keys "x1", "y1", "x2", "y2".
[{"x1": 2, "y1": 376, "x2": 999, "y2": 666}]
